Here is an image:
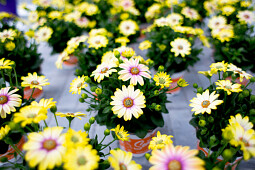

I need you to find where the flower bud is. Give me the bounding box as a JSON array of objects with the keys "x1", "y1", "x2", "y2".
[
  {"x1": 158, "y1": 65, "x2": 164, "y2": 72},
  {"x1": 193, "y1": 83, "x2": 198, "y2": 88},
  {"x1": 95, "y1": 88, "x2": 102, "y2": 95},
  {"x1": 148, "y1": 59, "x2": 154, "y2": 66},
  {"x1": 145, "y1": 153, "x2": 151, "y2": 160},
  {"x1": 155, "y1": 105, "x2": 161, "y2": 111},
  {"x1": 251, "y1": 95, "x2": 255, "y2": 102},
  {"x1": 197, "y1": 87, "x2": 203, "y2": 94},
  {"x1": 8, "y1": 122, "x2": 18, "y2": 130},
  {"x1": 50, "y1": 105, "x2": 57, "y2": 113},
  {"x1": 222, "y1": 149, "x2": 233, "y2": 161},
  {"x1": 210, "y1": 135, "x2": 216, "y2": 143},
  {"x1": 200, "y1": 129, "x2": 207, "y2": 135},
  {"x1": 231, "y1": 74, "x2": 237, "y2": 81},
  {"x1": 89, "y1": 117, "x2": 95, "y2": 124},
  {"x1": 0, "y1": 157, "x2": 8, "y2": 163},
  {"x1": 81, "y1": 93, "x2": 88, "y2": 99},
  {"x1": 84, "y1": 123, "x2": 91, "y2": 131},
  {"x1": 84, "y1": 76, "x2": 91, "y2": 83},
  {"x1": 242, "y1": 90, "x2": 250, "y2": 98},
  {"x1": 79, "y1": 98, "x2": 85, "y2": 103},
  {"x1": 151, "y1": 103, "x2": 156, "y2": 108},
  {"x1": 154, "y1": 90, "x2": 159, "y2": 96},
  {"x1": 208, "y1": 116, "x2": 214, "y2": 123},
  {"x1": 177, "y1": 78, "x2": 189, "y2": 87},
  {"x1": 212, "y1": 167, "x2": 221, "y2": 170},
  {"x1": 90, "y1": 86, "x2": 97, "y2": 92},
  {"x1": 104, "y1": 129, "x2": 110, "y2": 136},
  {"x1": 198, "y1": 120, "x2": 206, "y2": 127},
  {"x1": 238, "y1": 93, "x2": 244, "y2": 101},
  {"x1": 199, "y1": 116, "x2": 205, "y2": 120},
  {"x1": 75, "y1": 69, "x2": 82, "y2": 75},
  {"x1": 114, "y1": 50, "x2": 120, "y2": 58},
  {"x1": 250, "y1": 77, "x2": 255, "y2": 82}
]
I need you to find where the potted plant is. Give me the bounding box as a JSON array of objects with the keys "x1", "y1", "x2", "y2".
[
  {"x1": 189, "y1": 61, "x2": 255, "y2": 169},
  {"x1": 74, "y1": 48, "x2": 188, "y2": 156},
  {"x1": 141, "y1": 15, "x2": 208, "y2": 94},
  {"x1": 206, "y1": 1, "x2": 255, "y2": 72}
]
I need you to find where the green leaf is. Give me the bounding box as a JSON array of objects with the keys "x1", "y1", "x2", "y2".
[
  {"x1": 135, "y1": 129, "x2": 148, "y2": 139},
  {"x1": 151, "y1": 113, "x2": 164, "y2": 127},
  {"x1": 102, "y1": 106, "x2": 112, "y2": 114}
]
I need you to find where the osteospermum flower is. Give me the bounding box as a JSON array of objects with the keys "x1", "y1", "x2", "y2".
[
  {"x1": 31, "y1": 98, "x2": 56, "y2": 109},
  {"x1": 108, "y1": 149, "x2": 142, "y2": 170},
  {"x1": 150, "y1": 143, "x2": 204, "y2": 170},
  {"x1": 21, "y1": 72, "x2": 50, "y2": 90},
  {"x1": 222, "y1": 6, "x2": 235, "y2": 16},
  {"x1": 118, "y1": 58, "x2": 151, "y2": 86},
  {"x1": 0, "y1": 58, "x2": 14, "y2": 70},
  {"x1": 111, "y1": 124, "x2": 130, "y2": 141},
  {"x1": 229, "y1": 114, "x2": 253, "y2": 131},
  {"x1": 91, "y1": 62, "x2": 117, "y2": 83},
  {"x1": 13, "y1": 105, "x2": 47, "y2": 127},
  {"x1": 101, "y1": 51, "x2": 119, "y2": 65},
  {"x1": 69, "y1": 75, "x2": 88, "y2": 95},
  {"x1": 115, "y1": 37, "x2": 130, "y2": 46},
  {"x1": 148, "y1": 131, "x2": 173, "y2": 150},
  {"x1": 63, "y1": 145, "x2": 100, "y2": 170},
  {"x1": 181, "y1": 7, "x2": 200, "y2": 20},
  {"x1": 170, "y1": 38, "x2": 191, "y2": 57},
  {"x1": 110, "y1": 85, "x2": 146, "y2": 121},
  {"x1": 56, "y1": 51, "x2": 70, "y2": 69},
  {"x1": 0, "y1": 125, "x2": 10, "y2": 140},
  {"x1": 119, "y1": 19, "x2": 139, "y2": 36},
  {"x1": 189, "y1": 89, "x2": 223, "y2": 115},
  {"x1": 227, "y1": 63, "x2": 253, "y2": 82},
  {"x1": 153, "y1": 72, "x2": 172, "y2": 88},
  {"x1": 34, "y1": 26, "x2": 53, "y2": 42},
  {"x1": 88, "y1": 35, "x2": 108, "y2": 49},
  {"x1": 0, "y1": 29, "x2": 16, "y2": 42},
  {"x1": 215, "y1": 29, "x2": 234, "y2": 42},
  {"x1": 215, "y1": 80, "x2": 242, "y2": 95},
  {"x1": 64, "y1": 129, "x2": 89, "y2": 149},
  {"x1": 56, "y1": 112, "x2": 86, "y2": 120},
  {"x1": 166, "y1": 13, "x2": 183, "y2": 27},
  {"x1": 210, "y1": 61, "x2": 228, "y2": 72},
  {"x1": 0, "y1": 87, "x2": 22, "y2": 118},
  {"x1": 139, "y1": 40, "x2": 152, "y2": 50},
  {"x1": 208, "y1": 16, "x2": 227, "y2": 29},
  {"x1": 237, "y1": 10, "x2": 254, "y2": 24},
  {"x1": 23, "y1": 127, "x2": 66, "y2": 170}
]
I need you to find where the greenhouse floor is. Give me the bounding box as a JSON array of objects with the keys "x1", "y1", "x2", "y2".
[{"x1": 38, "y1": 42, "x2": 255, "y2": 170}]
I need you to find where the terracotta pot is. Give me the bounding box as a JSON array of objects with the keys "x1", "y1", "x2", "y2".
[
  {"x1": 197, "y1": 140, "x2": 242, "y2": 170},
  {"x1": 23, "y1": 87, "x2": 43, "y2": 100},
  {"x1": 0, "y1": 136, "x2": 25, "y2": 166},
  {"x1": 119, "y1": 129, "x2": 157, "y2": 157},
  {"x1": 63, "y1": 55, "x2": 78, "y2": 69},
  {"x1": 167, "y1": 71, "x2": 186, "y2": 95}
]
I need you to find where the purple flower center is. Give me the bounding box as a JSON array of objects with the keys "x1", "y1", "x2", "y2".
[
  {"x1": 130, "y1": 67, "x2": 139, "y2": 75},
  {"x1": 0, "y1": 95, "x2": 8, "y2": 104},
  {"x1": 123, "y1": 97, "x2": 133, "y2": 108},
  {"x1": 42, "y1": 139, "x2": 57, "y2": 151}
]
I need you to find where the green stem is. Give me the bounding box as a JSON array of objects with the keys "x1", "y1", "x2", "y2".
[
  {"x1": 244, "y1": 81, "x2": 251, "y2": 89},
  {"x1": 25, "y1": 126, "x2": 34, "y2": 132},
  {"x1": 28, "y1": 88, "x2": 35, "y2": 102},
  {"x1": 83, "y1": 88, "x2": 96, "y2": 96},
  {"x1": 7, "y1": 73, "x2": 13, "y2": 87},
  {"x1": 218, "y1": 71, "x2": 221, "y2": 80},
  {"x1": 99, "y1": 135, "x2": 106, "y2": 145},
  {"x1": 214, "y1": 142, "x2": 228, "y2": 159},
  {"x1": 1, "y1": 70, "x2": 6, "y2": 85},
  {"x1": 53, "y1": 113, "x2": 59, "y2": 126},
  {"x1": 68, "y1": 119, "x2": 71, "y2": 128},
  {"x1": 43, "y1": 120, "x2": 48, "y2": 127},
  {"x1": 223, "y1": 91, "x2": 227, "y2": 110},
  {"x1": 101, "y1": 138, "x2": 117, "y2": 151},
  {"x1": 13, "y1": 67, "x2": 19, "y2": 87},
  {"x1": 9, "y1": 143, "x2": 24, "y2": 159}
]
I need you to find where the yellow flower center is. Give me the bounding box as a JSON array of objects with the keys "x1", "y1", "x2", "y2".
[
  {"x1": 67, "y1": 113, "x2": 75, "y2": 116},
  {"x1": 0, "y1": 95, "x2": 8, "y2": 104},
  {"x1": 43, "y1": 139, "x2": 57, "y2": 151},
  {"x1": 101, "y1": 67, "x2": 109, "y2": 73},
  {"x1": 224, "y1": 85, "x2": 232, "y2": 90},
  {"x1": 77, "y1": 156, "x2": 87, "y2": 166},
  {"x1": 201, "y1": 100, "x2": 210, "y2": 108},
  {"x1": 117, "y1": 132, "x2": 123, "y2": 138},
  {"x1": 76, "y1": 82, "x2": 83, "y2": 88},
  {"x1": 130, "y1": 67, "x2": 139, "y2": 75},
  {"x1": 71, "y1": 135, "x2": 79, "y2": 143},
  {"x1": 178, "y1": 45, "x2": 183, "y2": 50},
  {"x1": 31, "y1": 80, "x2": 39, "y2": 85},
  {"x1": 159, "y1": 78, "x2": 166, "y2": 84},
  {"x1": 215, "y1": 22, "x2": 219, "y2": 26},
  {"x1": 244, "y1": 14, "x2": 249, "y2": 19},
  {"x1": 125, "y1": 26, "x2": 130, "y2": 30},
  {"x1": 168, "y1": 160, "x2": 182, "y2": 170},
  {"x1": 95, "y1": 40, "x2": 101, "y2": 44},
  {"x1": 156, "y1": 139, "x2": 163, "y2": 144},
  {"x1": 123, "y1": 97, "x2": 133, "y2": 108},
  {"x1": 27, "y1": 113, "x2": 36, "y2": 118},
  {"x1": 119, "y1": 163, "x2": 127, "y2": 170}
]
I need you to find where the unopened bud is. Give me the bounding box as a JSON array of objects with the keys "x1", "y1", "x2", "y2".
[
  {"x1": 197, "y1": 87, "x2": 203, "y2": 94},
  {"x1": 222, "y1": 149, "x2": 233, "y2": 161},
  {"x1": 155, "y1": 105, "x2": 161, "y2": 111},
  {"x1": 145, "y1": 153, "x2": 151, "y2": 160},
  {"x1": 158, "y1": 65, "x2": 164, "y2": 72},
  {"x1": 104, "y1": 129, "x2": 110, "y2": 136},
  {"x1": 81, "y1": 93, "x2": 88, "y2": 99},
  {"x1": 84, "y1": 123, "x2": 91, "y2": 131},
  {"x1": 90, "y1": 86, "x2": 97, "y2": 92},
  {"x1": 95, "y1": 88, "x2": 102, "y2": 95},
  {"x1": 154, "y1": 90, "x2": 159, "y2": 96},
  {"x1": 50, "y1": 105, "x2": 57, "y2": 113},
  {"x1": 193, "y1": 83, "x2": 198, "y2": 88},
  {"x1": 79, "y1": 98, "x2": 85, "y2": 103},
  {"x1": 89, "y1": 117, "x2": 95, "y2": 124},
  {"x1": 198, "y1": 120, "x2": 206, "y2": 127}
]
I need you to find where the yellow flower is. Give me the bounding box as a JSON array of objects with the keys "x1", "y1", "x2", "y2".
[
  {"x1": 229, "y1": 114, "x2": 253, "y2": 131},
  {"x1": 21, "y1": 72, "x2": 50, "y2": 90},
  {"x1": 56, "y1": 112, "x2": 86, "y2": 120},
  {"x1": 237, "y1": 10, "x2": 254, "y2": 24},
  {"x1": 111, "y1": 124, "x2": 130, "y2": 141},
  {"x1": 222, "y1": 6, "x2": 235, "y2": 16},
  {"x1": 89, "y1": 28, "x2": 109, "y2": 37},
  {"x1": 119, "y1": 20, "x2": 139, "y2": 37},
  {"x1": 215, "y1": 29, "x2": 234, "y2": 42},
  {"x1": 31, "y1": 98, "x2": 56, "y2": 109},
  {"x1": 170, "y1": 38, "x2": 191, "y2": 57},
  {"x1": 34, "y1": 26, "x2": 53, "y2": 42},
  {"x1": 23, "y1": 127, "x2": 66, "y2": 170},
  {"x1": 101, "y1": 51, "x2": 119, "y2": 65},
  {"x1": 148, "y1": 131, "x2": 173, "y2": 150},
  {"x1": 28, "y1": 11, "x2": 39, "y2": 23},
  {"x1": 166, "y1": 13, "x2": 183, "y2": 27},
  {"x1": 63, "y1": 145, "x2": 100, "y2": 170},
  {"x1": 88, "y1": 35, "x2": 108, "y2": 49},
  {"x1": 5, "y1": 41, "x2": 15, "y2": 51},
  {"x1": 25, "y1": 30, "x2": 35, "y2": 38},
  {"x1": 55, "y1": 52, "x2": 70, "y2": 69},
  {"x1": 241, "y1": 1, "x2": 251, "y2": 7},
  {"x1": 199, "y1": 35, "x2": 211, "y2": 48},
  {"x1": 13, "y1": 105, "x2": 47, "y2": 127},
  {"x1": 208, "y1": 16, "x2": 227, "y2": 30},
  {"x1": 215, "y1": 80, "x2": 242, "y2": 95},
  {"x1": 210, "y1": 61, "x2": 228, "y2": 72},
  {"x1": 85, "y1": 4, "x2": 99, "y2": 16},
  {"x1": 110, "y1": 85, "x2": 146, "y2": 121},
  {"x1": 0, "y1": 125, "x2": 10, "y2": 140},
  {"x1": 48, "y1": 11, "x2": 62, "y2": 20},
  {"x1": 189, "y1": 90, "x2": 224, "y2": 115},
  {"x1": 157, "y1": 44, "x2": 166, "y2": 51},
  {"x1": 64, "y1": 129, "x2": 89, "y2": 149},
  {"x1": 139, "y1": 40, "x2": 152, "y2": 50},
  {"x1": 198, "y1": 69, "x2": 217, "y2": 77},
  {"x1": 121, "y1": 48, "x2": 135, "y2": 59},
  {"x1": 153, "y1": 72, "x2": 172, "y2": 88},
  {"x1": 181, "y1": 7, "x2": 200, "y2": 20},
  {"x1": 115, "y1": 37, "x2": 130, "y2": 46},
  {"x1": 0, "y1": 29, "x2": 17, "y2": 42},
  {"x1": 69, "y1": 75, "x2": 88, "y2": 95},
  {"x1": 91, "y1": 62, "x2": 117, "y2": 83},
  {"x1": 108, "y1": 149, "x2": 142, "y2": 170},
  {"x1": 177, "y1": 78, "x2": 189, "y2": 87},
  {"x1": 227, "y1": 63, "x2": 253, "y2": 82},
  {"x1": 120, "y1": 13, "x2": 130, "y2": 20},
  {"x1": 0, "y1": 58, "x2": 14, "y2": 70}
]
